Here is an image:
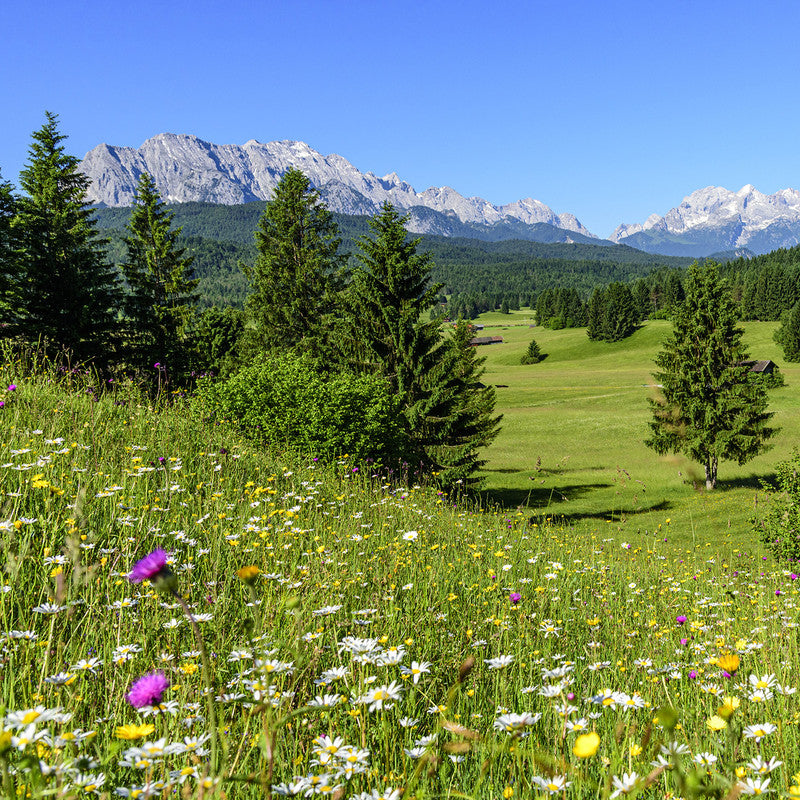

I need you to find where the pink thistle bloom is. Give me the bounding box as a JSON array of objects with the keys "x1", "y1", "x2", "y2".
[
  {"x1": 126, "y1": 671, "x2": 169, "y2": 708},
  {"x1": 128, "y1": 549, "x2": 169, "y2": 583},
  {"x1": 510, "y1": 592, "x2": 522, "y2": 605}
]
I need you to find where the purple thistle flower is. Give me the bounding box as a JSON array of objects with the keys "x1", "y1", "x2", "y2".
[
  {"x1": 126, "y1": 671, "x2": 169, "y2": 708},
  {"x1": 128, "y1": 549, "x2": 169, "y2": 583},
  {"x1": 509, "y1": 592, "x2": 521, "y2": 605},
  {"x1": 676, "y1": 615, "x2": 687, "y2": 625},
  {"x1": 7, "y1": 385, "x2": 16, "y2": 392}
]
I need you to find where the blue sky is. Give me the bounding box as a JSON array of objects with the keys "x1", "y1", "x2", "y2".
[{"x1": 3, "y1": 0, "x2": 800, "y2": 238}]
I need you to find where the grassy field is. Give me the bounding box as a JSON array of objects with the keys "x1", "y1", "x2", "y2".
[
  {"x1": 2, "y1": 339, "x2": 800, "y2": 799},
  {"x1": 472, "y1": 311, "x2": 797, "y2": 551}
]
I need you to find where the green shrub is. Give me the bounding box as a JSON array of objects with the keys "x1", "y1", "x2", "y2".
[
  {"x1": 520, "y1": 336, "x2": 544, "y2": 364},
  {"x1": 197, "y1": 351, "x2": 409, "y2": 463},
  {"x1": 754, "y1": 450, "x2": 800, "y2": 561}
]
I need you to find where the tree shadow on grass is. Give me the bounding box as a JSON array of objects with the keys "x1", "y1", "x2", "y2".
[
  {"x1": 713, "y1": 472, "x2": 776, "y2": 491},
  {"x1": 478, "y1": 482, "x2": 612, "y2": 510},
  {"x1": 483, "y1": 465, "x2": 607, "y2": 476},
  {"x1": 526, "y1": 499, "x2": 673, "y2": 527},
  {"x1": 477, "y1": 481, "x2": 673, "y2": 526}
]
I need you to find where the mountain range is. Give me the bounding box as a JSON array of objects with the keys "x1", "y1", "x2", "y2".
[{"x1": 79, "y1": 134, "x2": 800, "y2": 257}]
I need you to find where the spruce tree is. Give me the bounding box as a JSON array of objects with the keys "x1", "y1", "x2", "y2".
[
  {"x1": 586, "y1": 287, "x2": 604, "y2": 340},
  {"x1": 243, "y1": 168, "x2": 345, "y2": 358},
  {"x1": 344, "y1": 203, "x2": 500, "y2": 486},
  {"x1": 521, "y1": 335, "x2": 543, "y2": 364},
  {"x1": 646, "y1": 261, "x2": 776, "y2": 490},
  {"x1": 775, "y1": 301, "x2": 800, "y2": 362},
  {"x1": 601, "y1": 282, "x2": 637, "y2": 341},
  {"x1": 0, "y1": 173, "x2": 17, "y2": 318},
  {"x1": 121, "y1": 172, "x2": 198, "y2": 375},
  {"x1": 9, "y1": 112, "x2": 120, "y2": 363}
]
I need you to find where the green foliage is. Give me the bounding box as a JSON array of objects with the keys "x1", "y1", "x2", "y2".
[
  {"x1": 93, "y1": 203, "x2": 693, "y2": 317},
  {"x1": 520, "y1": 335, "x2": 544, "y2": 364},
  {"x1": 646, "y1": 261, "x2": 777, "y2": 489},
  {"x1": 586, "y1": 282, "x2": 638, "y2": 342},
  {"x1": 774, "y1": 302, "x2": 800, "y2": 362},
  {"x1": 243, "y1": 169, "x2": 345, "y2": 358},
  {"x1": 193, "y1": 305, "x2": 245, "y2": 376},
  {"x1": 198, "y1": 351, "x2": 408, "y2": 463},
  {"x1": 344, "y1": 204, "x2": 500, "y2": 488},
  {"x1": 0, "y1": 173, "x2": 17, "y2": 316},
  {"x1": 7, "y1": 112, "x2": 120, "y2": 364},
  {"x1": 754, "y1": 450, "x2": 800, "y2": 561},
  {"x1": 121, "y1": 173, "x2": 199, "y2": 375},
  {"x1": 536, "y1": 287, "x2": 586, "y2": 329},
  {"x1": 431, "y1": 320, "x2": 502, "y2": 487}
]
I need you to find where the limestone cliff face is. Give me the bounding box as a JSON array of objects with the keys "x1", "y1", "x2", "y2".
[
  {"x1": 80, "y1": 133, "x2": 595, "y2": 238},
  {"x1": 610, "y1": 185, "x2": 800, "y2": 256}
]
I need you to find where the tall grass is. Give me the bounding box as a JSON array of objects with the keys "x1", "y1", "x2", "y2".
[{"x1": 1, "y1": 346, "x2": 799, "y2": 798}]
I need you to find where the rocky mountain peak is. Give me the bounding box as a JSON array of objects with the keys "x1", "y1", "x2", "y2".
[{"x1": 79, "y1": 135, "x2": 595, "y2": 239}]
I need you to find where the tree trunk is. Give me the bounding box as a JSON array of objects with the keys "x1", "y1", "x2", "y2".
[{"x1": 705, "y1": 458, "x2": 717, "y2": 490}]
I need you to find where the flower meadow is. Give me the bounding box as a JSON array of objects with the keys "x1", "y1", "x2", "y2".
[{"x1": 3, "y1": 354, "x2": 800, "y2": 799}]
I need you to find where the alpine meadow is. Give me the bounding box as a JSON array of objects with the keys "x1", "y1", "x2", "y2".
[{"x1": 7, "y1": 111, "x2": 800, "y2": 800}]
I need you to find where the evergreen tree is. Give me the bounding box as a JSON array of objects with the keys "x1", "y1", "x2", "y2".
[
  {"x1": 8, "y1": 112, "x2": 120, "y2": 363},
  {"x1": 646, "y1": 261, "x2": 776, "y2": 490},
  {"x1": 121, "y1": 173, "x2": 198, "y2": 375},
  {"x1": 520, "y1": 335, "x2": 544, "y2": 364},
  {"x1": 344, "y1": 203, "x2": 500, "y2": 486},
  {"x1": 586, "y1": 287, "x2": 604, "y2": 340},
  {"x1": 586, "y1": 283, "x2": 637, "y2": 342},
  {"x1": 243, "y1": 168, "x2": 345, "y2": 358},
  {"x1": 632, "y1": 279, "x2": 651, "y2": 321},
  {"x1": 775, "y1": 301, "x2": 800, "y2": 362},
  {"x1": 663, "y1": 270, "x2": 685, "y2": 310},
  {"x1": 0, "y1": 173, "x2": 17, "y2": 318},
  {"x1": 194, "y1": 305, "x2": 245, "y2": 376},
  {"x1": 601, "y1": 282, "x2": 638, "y2": 341}
]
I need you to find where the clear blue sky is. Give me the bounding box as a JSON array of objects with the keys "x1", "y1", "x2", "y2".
[{"x1": 3, "y1": 0, "x2": 800, "y2": 238}]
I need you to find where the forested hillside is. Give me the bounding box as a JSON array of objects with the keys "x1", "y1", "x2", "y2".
[{"x1": 95, "y1": 203, "x2": 692, "y2": 309}]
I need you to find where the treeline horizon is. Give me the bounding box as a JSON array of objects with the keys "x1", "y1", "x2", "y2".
[{"x1": 92, "y1": 201, "x2": 800, "y2": 326}]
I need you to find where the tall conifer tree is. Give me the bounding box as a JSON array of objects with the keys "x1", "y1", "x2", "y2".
[
  {"x1": 244, "y1": 168, "x2": 345, "y2": 358},
  {"x1": 121, "y1": 172, "x2": 198, "y2": 374},
  {"x1": 9, "y1": 112, "x2": 120, "y2": 363},
  {"x1": 646, "y1": 261, "x2": 776, "y2": 490},
  {"x1": 0, "y1": 173, "x2": 17, "y2": 318},
  {"x1": 345, "y1": 203, "x2": 500, "y2": 486}
]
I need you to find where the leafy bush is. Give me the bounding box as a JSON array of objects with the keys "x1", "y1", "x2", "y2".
[
  {"x1": 754, "y1": 451, "x2": 800, "y2": 561},
  {"x1": 197, "y1": 351, "x2": 409, "y2": 463}
]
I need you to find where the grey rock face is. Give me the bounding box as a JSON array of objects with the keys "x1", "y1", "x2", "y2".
[
  {"x1": 611, "y1": 185, "x2": 800, "y2": 256},
  {"x1": 80, "y1": 133, "x2": 595, "y2": 237}
]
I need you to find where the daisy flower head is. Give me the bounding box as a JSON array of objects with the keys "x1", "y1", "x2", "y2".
[
  {"x1": 126, "y1": 671, "x2": 170, "y2": 709},
  {"x1": 743, "y1": 723, "x2": 777, "y2": 743}
]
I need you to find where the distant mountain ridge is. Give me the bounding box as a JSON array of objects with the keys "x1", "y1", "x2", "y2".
[
  {"x1": 80, "y1": 134, "x2": 800, "y2": 256},
  {"x1": 80, "y1": 134, "x2": 598, "y2": 244},
  {"x1": 610, "y1": 185, "x2": 800, "y2": 256}
]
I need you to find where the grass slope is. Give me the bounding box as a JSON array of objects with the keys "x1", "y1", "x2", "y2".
[
  {"x1": 2, "y1": 347, "x2": 800, "y2": 798},
  {"x1": 474, "y1": 313, "x2": 796, "y2": 551}
]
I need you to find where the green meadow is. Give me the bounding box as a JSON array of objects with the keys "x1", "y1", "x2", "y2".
[
  {"x1": 474, "y1": 312, "x2": 797, "y2": 551},
  {"x1": 2, "y1": 334, "x2": 800, "y2": 799}
]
